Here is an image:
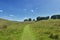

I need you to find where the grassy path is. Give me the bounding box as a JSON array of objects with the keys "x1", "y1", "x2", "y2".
[{"x1": 20, "y1": 25, "x2": 35, "y2": 40}]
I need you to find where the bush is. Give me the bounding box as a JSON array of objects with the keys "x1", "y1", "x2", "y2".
[
  {"x1": 33, "y1": 19, "x2": 35, "y2": 21},
  {"x1": 49, "y1": 33, "x2": 59, "y2": 40},
  {"x1": 28, "y1": 18, "x2": 32, "y2": 21},
  {"x1": 3, "y1": 25, "x2": 7, "y2": 28},
  {"x1": 36, "y1": 16, "x2": 49, "y2": 21},
  {"x1": 24, "y1": 18, "x2": 32, "y2": 21},
  {"x1": 24, "y1": 19, "x2": 28, "y2": 22},
  {"x1": 51, "y1": 15, "x2": 60, "y2": 19},
  {"x1": 36, "y1": 16, "x2": 41, "y2": 21},
  {"x1": 0, "y1": 25, "x2": 7, "y2": 29}
]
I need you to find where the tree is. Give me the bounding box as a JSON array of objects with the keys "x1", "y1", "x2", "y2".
[
  {"x1": 28, "y1": 18, "x2": 32, "y2": 21},
  {"x1": 33, "y1": 19, "x2": 35, "y2": 21},
  {"x1": 36, "y1": 16, "x2": 41, "y2": 21},
  {"x1": 51, "y1": 15, "x2": 60, "y2": 19},
  {"x1": 45, "y1": 16, "x2": 49, "y2": 20},
  {"x1": 36, "y1": 16, "x2": 49, "y2": 21},
  {"x1": 24, "y1": 19, "x2": 28, "y2": 22},
  {"x1": 51, "y1": 15, "x2": 57, "y2": 19}
]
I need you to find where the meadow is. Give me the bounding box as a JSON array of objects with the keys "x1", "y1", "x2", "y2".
[
  {"x1": 30, "y1": 19, "x2": 60, "y2": 40},
  {"x1": 0, "y1": 19, "x2": 26, "y2": 40},
  {"x1": 0, "y1": 19, "x2": 60, "y2": 40}
]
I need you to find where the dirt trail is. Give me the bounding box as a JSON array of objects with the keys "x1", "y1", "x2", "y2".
[{"x1": 21, "y1": 25, "x2": 35, "y2": 40}]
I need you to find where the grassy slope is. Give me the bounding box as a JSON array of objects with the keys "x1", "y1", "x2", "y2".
[
  {"x1": 0, "y1": 19, "x2": 60, "y2": 40},
  {"x1": 0, "y1": 19, "x2": 26, "y2": 40},
  {"x1": 0, "y1": 19, "x2": 35, "y2": 40},
  {"x1": 30, "y1": 19, "x2": 60, "y2": 40}
]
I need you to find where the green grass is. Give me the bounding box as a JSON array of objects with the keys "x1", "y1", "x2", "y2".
[
  {"x1": 21, "y1": 25, "x2": 35, "y2": 40},
  {"x1": 30, "y1": 19, "x2": 60, "y2": 40},
  {"x1": 0, "y1": 19, "x2": 26, "y2": 40},
  {"x1": 0, "y1": 19, "x2": 60, "y2": 40},
  {"x1": 0, "y1": 19, "x2": 35, "y2": 40}
]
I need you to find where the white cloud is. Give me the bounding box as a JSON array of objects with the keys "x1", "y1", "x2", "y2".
[
  {"x1": 9, "y1": 15, "x2": 14, "y2": 17},
  {"x1": 24, "y1": 17, "x2": 28, "y2": 19},
  {"x1": 0, "y1": 10, "x2": 3, "y2": 12},
  {"x1": 31, "y1": 10, "x2": 34, "y2": 12}
]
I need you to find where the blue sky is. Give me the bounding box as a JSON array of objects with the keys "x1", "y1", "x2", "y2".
[{"x1": 0, "y1": 0, "x2": 60, "y2": 21}]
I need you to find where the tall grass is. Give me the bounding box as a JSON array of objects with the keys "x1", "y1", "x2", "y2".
[
  {"x1": 30, "y1": 19, "x2": 60, "y2": 40},
  {"x1": 0, "y1": 19, "x2": 26, "y2": 40}
]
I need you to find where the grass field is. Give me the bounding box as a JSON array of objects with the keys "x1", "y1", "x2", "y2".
[
  {"x1": 0, "y1": 19, "x2": 26, "y2": 40},
  {"x1": 30, "y1": 19, "x2": 60, "y2": 40},
  {"x1": 0, "y1": 19, "x2": 60, "y2": 40}
]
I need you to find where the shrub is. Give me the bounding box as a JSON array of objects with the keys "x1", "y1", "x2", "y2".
[
  {"x1": 49, "y1": 34, "x2": 53, "y2": 39},
  {"x1": 36, "y1": 16, "x2": 41, "y2": 21},
  {"x1": 51, "y1": 15, "x2": 60, "y2": 19},
  {"x1": 33, "y1": 19, "x2": 35, "y2": 21},
  {"x1": 24, "y1": 19, "x2": 28, "y2": 22},
  {"x1": 28, "y1": 18, "x2": 32, "y2": 21},
  {"x1": 49, "y1": 33, "x2": 59, "y2": 40},
  {"x1": 0, "y1": 25, "x2": 7, "y2": 29},
  {"x1": 3, "y1": 25, "x2": 7, "y2": 28},
  {"x1": 36, "y1": 16, "x2": 49, "y2": 21}
]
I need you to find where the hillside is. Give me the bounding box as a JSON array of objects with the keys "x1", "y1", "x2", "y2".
[
  {"x1": 30, "y1": 19, "x2": 60, "y2": 40},
  {"x1": 0, "y1": 18, "x2": 35, "y2": 40},
  {"x1": 0, "y1": 19, "x2": 60, "y2": 40},
  {"x1": 0, "y1": 18, "x2": 26, "y2": 40}
]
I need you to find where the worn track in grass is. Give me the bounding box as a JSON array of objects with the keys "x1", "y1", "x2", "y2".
[{"x1": 21, "y1": 25, "x2": 35, "y2": 40}]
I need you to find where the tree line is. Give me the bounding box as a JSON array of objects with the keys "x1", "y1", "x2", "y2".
[{"x1": 24, "y1": 15, "x2": 60, "y2": 21}]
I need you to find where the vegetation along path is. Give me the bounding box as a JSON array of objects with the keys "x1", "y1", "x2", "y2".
[{"x1": 21, "y1": 24, "x2": 35, "y2": 40}]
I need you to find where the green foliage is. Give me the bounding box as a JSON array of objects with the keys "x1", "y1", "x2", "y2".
[
  {"x1": 28, "y1": 18, "x2": 32, "y2": 21},
  {"x1": 49, "y1": 33, "x2": 59, "y2": 40},
  {"x1": 33, "y1": 19, "x2": 35, "y2": 21},
  {"x1": 36, "y1": 16, "x2": 49, "y2": 21},
  {"x1": 51, "y1": 15, "x2": 60, "y2": 19},
  {"x1": 24, "y1": 19, "x2": 28, "y2": 21},
  {"x1": 36, "y1": 16, "x2": 41, "y2": 21},
  {"x1": 24, "y1": 18, "x2": 32, "y2": 21}
]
